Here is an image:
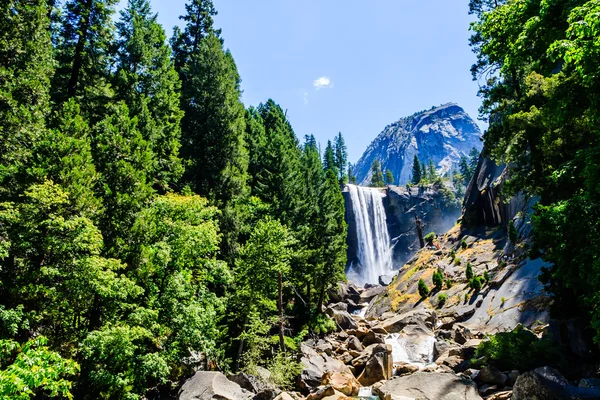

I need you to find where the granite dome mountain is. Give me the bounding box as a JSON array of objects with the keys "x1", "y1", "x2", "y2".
[{"x1": 353, "y1": 103, "x2": 482, "y2": 185}]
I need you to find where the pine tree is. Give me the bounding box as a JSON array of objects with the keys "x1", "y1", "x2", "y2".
[
  {"x1": 317, "y1": 170, "x2": 347, "y2": 312},
  {"x1": 334, "y1": 132, "x2": 348, "y2": 185},
  {"x1": 253, "y1": 100, "x2": 302, "y2": 224},
  {"x1": 427, "y1": 160, "x2": 437, "y2": 182},
  {"x1": 459, "y1": 156, "x2": 471, "y2": 184},
  {"x1": 52, "y1": 0, "x2": 118, "y2": 120},
  {"x1": 33, "y1": 100, "x2": 101, "y2": 217},
  {"x1": 385, "y1": 169, "x2": 394, "y2": 185},
  {"x1": 370, "y1": 160, "x2": 384, "y2": 187},
  {"x1": 411, "y1": 155, "x2": 422, "y2": 184},
  {"x1": 323, "y1": 140, "x2": 338, "y2": 177},
  {"x1": 114, "y1": 0, "x2": 184, "y2": 189},
  {"x1": 170, "y1": 0, "x2": 219, "y2": 74},
  {"x1": 468, "y1": 147, "x2": 479, "y2": 176},
  {"x1": 177, "y1": 31, "x2": 248, "y2": 205},
  {"x1": 0, "y1": 0, "x2": 53, "y2": 199},
  {"x1": 348, "y1": 163, "x2": 357, "y2": 185},
  {"x1": 93, "y1": 102, "x2": 155, "y2": 256}
]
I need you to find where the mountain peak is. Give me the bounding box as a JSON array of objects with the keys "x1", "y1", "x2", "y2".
[{"x1": 354, "y1": 103, "x2": 482, "y2": 185}]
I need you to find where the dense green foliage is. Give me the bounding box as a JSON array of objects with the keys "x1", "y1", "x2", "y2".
[
  {"x1": 411, "y1": 156, "x2": 422, "y2": 184},
  {"x1": 370, "y1": 160, "x2": 385, "y2": 187},
  {"x1": 470, "y1": 0, "x2": 600, "y2": 342},
  {"x1": 432, "y1": 270, "x2": 444, "y2": 291},
  {"x1": 0, "y1": 0, "x2": 348, "y2": 397},
  {"x1": 418, "y1": 279, "x2": 430, "y2": 298},
  {"x1": 473, "y1": 326, "x2": 560, "y2": 371}
]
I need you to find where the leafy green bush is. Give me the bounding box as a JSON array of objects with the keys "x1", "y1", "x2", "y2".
[
  {"x1": 306, "y1": 314, "x2": 336, "y2": 335},
  {"x1": 469, "y1": 276, "x2": 483, "y2": 291},
  {"x1": 461, "y1": 238, "x2": 468, "y2": 249},
  {"x1": 483, "y1": 270, "x2": 490, "y2": 282},
  {"x1": 268, "y1": 352, "x2": 302, "y2": 390},
  {"x1": 432, "y1": 270, "x2": 444, "y2": 290},
  {"x1": 437, "y1": 293, "x2": 447, "y2": 307},
  {"x1": 418, "y1": 279, "x2": 430, "y2": 298},
  {"x1": 473, "y1": 326, "x2": 561, "y2": 371},
  {"x1": 466, "y1": 262, "x2": 474, "y2": 280},
  {"x1": 424, "y1": 232, "x2": 436, "y2": 245},
  {"x1": 445, "y1": 279, "x2": 453, "y2": 289},
  {"x1": 0, "y1": 337, "x2": 78, "y2": 399},
  {"x1": 449, "y1": 249, "x2": 456, "y2": 259}
]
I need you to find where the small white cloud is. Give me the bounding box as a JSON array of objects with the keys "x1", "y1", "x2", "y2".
[
  {"x1": 313, "y1": 76, "x2": 333, "y2": 90},
  {"x1": 303, "y1": 91, "x2": 309, "y2": 104}
]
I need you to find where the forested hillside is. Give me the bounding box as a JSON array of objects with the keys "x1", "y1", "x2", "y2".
[
  {"x1": 0, "y1": 0, "x2": 348, "y2": 397},
  {"x1": 470, "y1": 0, "x2": 600, "y2": 343}
]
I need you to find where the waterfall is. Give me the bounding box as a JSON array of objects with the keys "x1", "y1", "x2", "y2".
[{"x1": 346, "y1": 184, "x2": 393, "y2": 286}]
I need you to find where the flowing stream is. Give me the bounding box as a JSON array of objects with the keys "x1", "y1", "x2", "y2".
[
  {"x1": 385, "y1": 333, "x2": 436, "y2": 367},
  {"x1": 346, "y1": 184, "x2": 393, "y2": 286}
]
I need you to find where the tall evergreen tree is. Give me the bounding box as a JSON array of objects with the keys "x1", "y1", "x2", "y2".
[
  {"x1": 114, "y1": 0, "x2": 184, "y2": 189},
  {"x1": 468, "y1": 147, "x2": 480, "y2": 175},
  {"x1": 253, "y1": 100, "x2": 302, "y2": 225},
  {"x1": 370, "y1": 160, "x2": 384, "y2": 187},
  {"x1": 52, "y1": 0, "x2": 118, "y2": 120},
  {"x1": 427, "y1": 160, "x2": 437, "y2": 182},
  {"x1": 333, "y1": 132, "x2": 348, "y2": 185},
  {"x1": 316, "y1": 170, "x2": 347, "y2": 312},
  {"x1": 348, "y1": 164, "x2": 357, "y2": 185},
  {"x1": 323, "y1": 140, "x2": 337, "y2": 177},
  {"x1": 93, "y1": 102, "x2": 154, "y2": 256},
  {"x1": 0, "y1": 0, "x2": 53, "y2": 199},
  {"x1": 385, "y1": 169, "x2": 394, "y2": 185},
  {"x1": 170, "y1": 0, "x2": 219, "y2": 74},
  {"x1": 459, "y1": 156, "x2": 471, "y2": 184},
  {"x1": 176, "y1": 31, "x2": 248, "y2": 205},
  {"x1": 411, "y1": 155, "x2": 422, "y2": 184}
]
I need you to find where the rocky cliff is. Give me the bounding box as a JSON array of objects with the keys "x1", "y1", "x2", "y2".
[
  {"x1": 353, "y1": 103, "x2": 483, "y2": 185},
  {"x1": 343, "y1": 183, "x2": 462, "y2": 278}
]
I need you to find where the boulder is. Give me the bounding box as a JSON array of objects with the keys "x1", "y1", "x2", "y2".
[
  {"x1": 299, "y1": 343, "x2": 352, "y2": 392},
  {"x1": 328, "y1": 302, "x2": 348, "y2": 312},
  {"x1": 306, "y1": 386, "x2": 335, "y2": 400},
  {"x1": 377, "y1": 309, "x2": 436, "y2": 333},
  {"x1": 476, "y1": 366, "x2": 507, "y2": 386},
  {"x1": 478, "y1": 384, "x2": 498, "y2": 396},
  {"x1": 321, "y1": 371, "x2": 360, "y2": 397},
  {"x1": 375, "y1": 372, "x2": 482, "y2": 400},
  {"x1": 346, "y1": 336, "x2": 363, "y2": 352},
  {"x1": 379, "y1": 275, "x2": 394, "y2": 286},
  {"x1": 346, "y1": 327, "x2": 368, "y2": 339},
  {"x1": 356, "y1": 346, "x2": 393, "y2": 386},
  {"x1": 506, "y1": 370, "x2": 520, "y2": 387},
  {"x1": 227, "y1": 372, "x2": 272, "y2": 394},
  {"x1": 325, "y1": 307, "x2": 358, "y2": 331},
  {"x1": 315, "y1": 339, "x2": 334, "y2": 355},
  {"x1": 512, "y1": 366, "x2": 600, "y2": 400},
  {"x1": 394, "y1": 362, "x2": 419, "y2": 376},
  {"x1": 361, "y1": 330, "x2": 385, "y2": 346},
  {"x1": 454, "y1": 324, "x2": 473, "y2": 345},
  {"x1": 360, "y1": 286, "x2": 386, "y2": 302},
  {"x1": 179, "y1": 371, "x2": 253, "y2": 400},
  {"x1": 327, "y1": 282, "x2": 349, "y2": 304}
]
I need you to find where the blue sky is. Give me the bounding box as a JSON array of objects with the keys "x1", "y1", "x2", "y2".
[{"x1": 128, "y1": 1, "x2": 484, "y2": 163}]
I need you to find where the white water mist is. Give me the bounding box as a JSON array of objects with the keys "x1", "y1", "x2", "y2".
[{"x1": 346, "y1": 184, "x2": 393, "y2": 286}]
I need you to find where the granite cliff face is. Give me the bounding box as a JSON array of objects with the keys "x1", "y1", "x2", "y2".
[{"x1": 353, "y1": 103, "x2": 483, "y2": 185}]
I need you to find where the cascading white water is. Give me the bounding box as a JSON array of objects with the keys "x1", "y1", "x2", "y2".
[{"x1": 346, "y1": 184, "x2": 393, "y2": 286}]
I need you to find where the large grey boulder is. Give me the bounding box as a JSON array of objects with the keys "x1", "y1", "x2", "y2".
[
  {"x1": 325, "y1": 307, "x2": 358, "y2": 331},
  {"x1": 375, "y1": 372, "x2": 482, "y2": 400},
  {"x1": 299, "y1": 343, "x2": 352, "y2": 392},
  {"x1": 179, "y1": 371, "x2": 253, "y2": 400},
  {"x1": 356, "y1": 344, "x2": 393, "y2": 386},
  {"x1": 512, "y1": 367, "x2": 600, "y2": 399},
  {"x1": 377, "y1": 309, "x2": 436, "y2": 333}
]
